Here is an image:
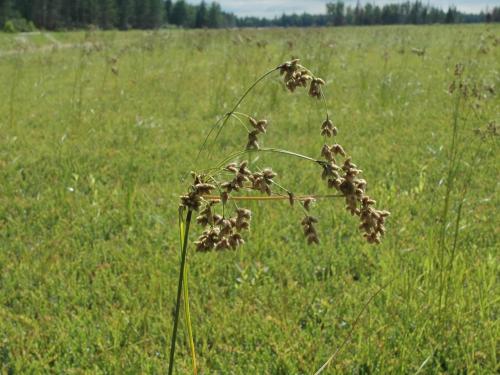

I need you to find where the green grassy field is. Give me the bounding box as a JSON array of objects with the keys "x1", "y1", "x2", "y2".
[{"x1": 0, "y1": 25, "x2": 499, "y2": 374}]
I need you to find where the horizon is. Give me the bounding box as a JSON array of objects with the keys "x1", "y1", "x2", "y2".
[{"x1": 186, "y1": 0, "x2": 499, "y2": 18}]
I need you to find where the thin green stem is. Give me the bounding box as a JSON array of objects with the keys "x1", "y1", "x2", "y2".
[
  {"x1": 232, "y1": 111, "x2": 252, "y2": 119},
  {"x1": 229, "y1": 68, "x2": 279, "y2": 116},
  {"x1": 314, "y1": 278, "x2": 394, "y2": 375},
  {"x1": 195, "y1": 68, "x2": 279, "y2": 162},
  {"x1": 320, "y1": 88, "x2": 330, "y2": 121},
  {"x1": 443, "y1": 134, "x2": 486, "y2": 311},
  {"x1": 202, "y1": 193, "x2": 343, "y2": 202},
  {"x1": 183, "y1": 256, "x2": 197, "y2": 374},
  {"x1": 229, "y1": 113, "x2": 250, "y2": 132},
  {"x1": 437, "y1": 92, "x2": 461, "y2": 317},
  {"x1": 442, "y1": 189, "x2": 465, "y2": 310},
  {"x1": 168, "y1": 209, "x2": 193, "y2": 375},
  {"x1": 194, "y1": 113, "x2": 228, "y2": 165},
  {"x1": 216, "y1": 147, "x2": 320, "y2": 170}
]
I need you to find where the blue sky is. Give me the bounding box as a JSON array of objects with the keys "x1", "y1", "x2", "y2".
[{"x1": 187, "y1": 1, "x2": 499, "y2": 17}]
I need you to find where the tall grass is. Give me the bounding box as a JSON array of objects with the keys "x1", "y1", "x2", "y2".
[{"x1": 0, "y1": 25, "x2": 498, "y2": 373}]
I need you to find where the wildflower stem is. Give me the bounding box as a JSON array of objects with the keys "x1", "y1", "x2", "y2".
[
  {"x1": 196, "y1": 68, "x2": 279, "y2": 162},
  {"x1": 229, "y1": 113, "x2": 250, "y2": 132},
  {"x1": 320, "y1": 89, "x2": 330, "y2": 120},
  {"x1": 437, "y1": 90, "x2": 461, "y2": 319},
  {"x1": 232, "y1": 111, "x2": 252, "y2": 119},
  {"x1": 314, "y1": 278, "x2": 394, "y2": 375},
  {"x1": 168, "y1": 209, "x2": 193, "y2": 375},
  {"x1": 216, "y1": 147, "x2": 320, "y2": 169},
  {"x1": 229, "y1": 68, "x2": 279, "y2": 115},
  {"x1": 202, "y1": 194, "x2": 343, "y2": 202},
  {"x1": 183, "y1": 259, "x2": 197, "y2": 374},
  {"x1": 261, "y1": 148, "x2": 319, "y2": 162}
]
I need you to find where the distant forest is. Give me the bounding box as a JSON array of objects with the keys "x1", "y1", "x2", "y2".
[{"x1": 1, "y1": 0, "x2": 499, "y2": 31}]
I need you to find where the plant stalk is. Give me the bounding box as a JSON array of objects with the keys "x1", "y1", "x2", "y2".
[
  {"x1": 168, "y1": 209, "x2": 193, "y2": 375},
  {"x1": 195, "y1": 68, "x2": 279, "y2": 162},
  {"x1": 202, "y1": 194, "x2": 343, "y2": 202},
  {"x1": 216, "y1": 147, "x2": 320, "y2": 170},
  {"x1": 183, "y1": 255, "x2": 197, "y2": 374}
]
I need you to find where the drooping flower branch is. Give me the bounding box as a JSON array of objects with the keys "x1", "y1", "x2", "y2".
[
  {"x1": 169, "y1": 59, "x2": 391, "y2": 375},
  {"x1": 180, "y1": 59, "x2": 390, "y2": 249}
]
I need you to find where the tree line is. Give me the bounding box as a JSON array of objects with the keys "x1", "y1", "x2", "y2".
[
  {"x1": 1, "y1": 0, "x2": 499, "y2": 31},
  {"x1": 240, "y1": 2, "x2": 500, "y2": 27},
  {"x1": 325, "y1": 1, "x2": 500, "y2": 25},
  {"x1": 0, "y1": 0, "x2": 237, "y2": 31}
]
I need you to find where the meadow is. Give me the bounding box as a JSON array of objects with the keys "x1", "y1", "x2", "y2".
[{"x1": 0, "y1": 25, "x2": 498, "y2": 373}]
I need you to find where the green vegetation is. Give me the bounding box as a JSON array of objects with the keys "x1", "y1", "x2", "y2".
[
  {"x1": 0, "y1": 25, "x2": 499, "y2": 373},
  {"x1": 0, "y1": 0, "x2": 237, "y2": 30},
  {"x1": 1, "y1": 0, "x2": 499, "y2": 31}
]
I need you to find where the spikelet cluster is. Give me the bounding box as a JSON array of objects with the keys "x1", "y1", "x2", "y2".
[
  {"x1": 178, "y1": 171, "x2": 253, "y2": 251},
  {"x1": 220, "y1": 161, "x2": 277, "y2": 198},
  {"x1": 279, "y1": 59, "x2": 324, "y2": 99},
  {"x1": 448, "y1": 63, "x2": 495, "y2": 103},
  {"x1": 221, "y1": 161, "x2": 252, "y2": 203},
  {"x1": 246, "y1": 117, "x2": 268, "y2": 150},
  {"x1": 181, "y1": 59, "x2": 390, "y2": 251},
  {"x1": 474, "y1": 121, "x2": 498, "y2": 139},
  {"x1": 321, "y1": 118, "x2": 338, "y2": 137},
  {"x1": 279, "y1": 59, "x2": 312, "y2": 92},
  {"x1": 195, "y1": 206, "x2": 251, "y2": 252},
  {"x1": 181, "y1": 161, "x2": 279, "y2": 251},
  {"x1": 300, "y1": 198, "x2": 319, "y2": 244},
  {"x1": 358, "y1": 197, "x2": 390, "y2": 244},
  {"x1": 250, "y1": 168, "x2": 277, "y2": 196},
  {"x1": 318, "y1": 119, "x2": 390, "y2": 244},
  {"x1": 179, "y1": 174, "x2": 216, "y2": 211},
  {"x1": 309, "y1": 78, "x2": 325, "y2": 99},
  {"x1": 302, "y1": 216, "x2": 319, "y2": 245}
]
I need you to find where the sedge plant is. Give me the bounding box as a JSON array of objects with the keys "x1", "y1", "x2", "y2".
[{"x1": 168, "y1": 59, "x2": 391, "y2": 374}]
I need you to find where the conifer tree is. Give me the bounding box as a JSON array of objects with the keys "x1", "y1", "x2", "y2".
[
  {"x1": 195, "y1": 0, "x2": 207, "y2": 28},
  {"x1": 171, "y1": 0, "x2": 187, "y2": 26}
]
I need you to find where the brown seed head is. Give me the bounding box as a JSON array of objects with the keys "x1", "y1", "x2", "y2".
[
  {"x1": 194, "y1": 183, "x2": 216, "y2": 195},
  {"x1": 301, "y1": 215, "x2": 319, "y2": 245},
  {"x1": 321, "y1": 119, "x2": 335, "y2": 137},
  {"x1": 309, "y1": 78, "x2": 325, "y2": 99},
  {"x1": 303, "y1": 197, "x2": 315, "y2": 211},
  {"x1": 225, "y1": 163, "x2": 238, "y2": 173},
  {"x1": 331, "y1": 144, "x2": 346, "y2": 157},
  {"x1": 246, "y1": 130, "x2": 260, "y2": 150}
]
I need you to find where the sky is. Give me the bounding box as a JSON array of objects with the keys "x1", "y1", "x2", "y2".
[{"x1": 187, "y1": 1, "x2": 499, "y2": 18}]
